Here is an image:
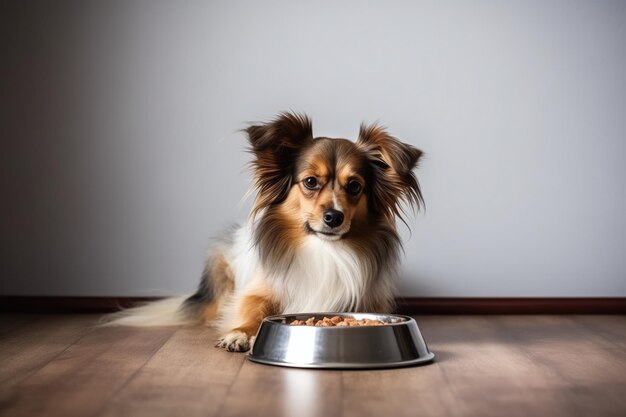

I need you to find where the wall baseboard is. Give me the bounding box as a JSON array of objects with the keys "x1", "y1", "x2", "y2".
[
  {"x1": 394, "y1": 297, "x2": 626, "y2": 314},
  {"x1": 1, "y1": 296, "x2": 625, "y2": 314}
]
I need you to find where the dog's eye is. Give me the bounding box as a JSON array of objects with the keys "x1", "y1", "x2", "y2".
[
  {"x1": 303, "y1": 177, "x2": 319, "y2": 190},
  {"x1": 346, "y1": 180, "x2": 362, "y2": 195}
]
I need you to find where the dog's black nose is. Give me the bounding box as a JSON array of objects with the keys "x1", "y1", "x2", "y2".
[{"x1": 323, "y1": 209, "x2": 344, "y2": 228}]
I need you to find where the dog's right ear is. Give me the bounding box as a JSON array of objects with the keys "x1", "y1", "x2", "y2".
[
  {"x1": 357, "y1": 123, "x2": 424, "y2": 222},
  {"x1": 245, "y1": 112, "x2": 313, "y2": 216}
]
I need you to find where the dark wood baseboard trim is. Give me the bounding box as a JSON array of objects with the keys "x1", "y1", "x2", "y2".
[
  {"x1": 1, "y1": 296, "x2": 625, "y2": 314},
  {"x1": 394, "y1": 297, "x2": 626, "y2": 315}
]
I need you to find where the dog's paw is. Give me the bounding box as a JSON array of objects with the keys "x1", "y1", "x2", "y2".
[{"x1": 215, "y1": 331, "x2": 251, "y2": 352}]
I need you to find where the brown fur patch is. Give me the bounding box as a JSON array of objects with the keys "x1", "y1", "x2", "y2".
[
  {"x1": 254, "y1": 188, "x2": 307, "y2": 272},
  {"x1": 198, "y1": 252, "x2": 234, "y2": 324},
  {"x1": 231, "y1": 290, "x2": 279, "y2": 337},
  {"x1": 202, "y1": 301, "x2": 221, "y2": 324},
  {"x1": 211, "y1": 253, "x2": 235, "y2": 297}
]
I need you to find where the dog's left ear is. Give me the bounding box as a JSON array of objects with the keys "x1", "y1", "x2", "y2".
[
  {"x1": 357, "y1": 123, "x2": 424, "y2": 220},
  {"x1": 246, "y1": 112, "x2": 314, "y2": 216}
]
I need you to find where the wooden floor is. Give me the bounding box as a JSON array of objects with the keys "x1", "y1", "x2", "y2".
[{"x1": 0, "y1": 315, "x2": 625, "y2": 417}]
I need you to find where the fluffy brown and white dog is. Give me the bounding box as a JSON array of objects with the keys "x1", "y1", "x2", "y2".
[{"x1": 107, "y1": 112, "x2": 423, "y2": 352}]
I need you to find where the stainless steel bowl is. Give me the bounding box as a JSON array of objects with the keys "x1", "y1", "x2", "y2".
[{"x1": 248, "y1": 312, "x2": 435, "y2": 369}]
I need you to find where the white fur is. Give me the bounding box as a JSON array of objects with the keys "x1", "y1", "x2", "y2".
[
  {"x1": 275, "y1": 236, "x2": 370, "y2": 313},
  {"x1": 101, "y1": 296, "x2": 191, "y2": 327},
  {"x1": 331, "y1": 190, "x2": 343, "y2": 212},
  {"x1": 229, "y1": 223, "x2": 371, "y2": 314}
]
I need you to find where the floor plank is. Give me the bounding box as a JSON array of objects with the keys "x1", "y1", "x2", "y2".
[
  {"x1": 98, "y1": 325, "x2": 246, "y2": 417},
  {"x1": 413, "y1": 316, "x2": 577, "y2": 417},
  {"x1": 571, "y1": 315, "x2": 626, "y2": 350},
  {"x1": 341, "y1": 362, "x2": 458, "y2": 417},
  {"x1": 0, "y1": 322, "x2": 175, "y2": 417},
  {"x1": 0, "y1": 314, "x2": 39, "y2": 336},
  {"x1": 0, "y1": 315, "x2": 95, "y2": 389},
  {"x1": 493, "y1": 315, "x2": 626, "y2": 417},
  {"x1": 219, "y1": 361, "x2": 342, "y2": 417}
]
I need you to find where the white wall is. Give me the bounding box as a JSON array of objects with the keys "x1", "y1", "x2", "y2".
[{"x1": 2, "y1": 0, "x2": 625, "y2": 297}]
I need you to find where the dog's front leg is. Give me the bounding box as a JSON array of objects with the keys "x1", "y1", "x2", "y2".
[{"x1": 216, "y1": 289, "x2": 277, "y2": 352}]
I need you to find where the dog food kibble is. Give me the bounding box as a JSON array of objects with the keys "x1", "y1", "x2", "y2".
[{"x1": 289, "y1": 316, "x2": 385, "y2": 326}]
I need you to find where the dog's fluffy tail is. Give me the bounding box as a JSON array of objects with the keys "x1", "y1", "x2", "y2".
[{"x1": 100, "y1": 296, "x2": 197, "y2": 327}]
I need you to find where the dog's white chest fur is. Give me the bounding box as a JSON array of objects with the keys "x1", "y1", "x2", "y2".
[
  {"x1": 277, "y1": 237, "x2": 370, "y2": 313},
  {"x1": 228, "y1": 223, "x2": 372, "y2": 313}
]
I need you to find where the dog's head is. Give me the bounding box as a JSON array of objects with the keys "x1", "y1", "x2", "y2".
[{"x1": 246, "y1": 112, "x2": 423, "y2": 242}]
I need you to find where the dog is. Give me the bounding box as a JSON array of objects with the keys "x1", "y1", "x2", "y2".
[{"x1": 106, "y1": 112, "x2": 423, "y2": 352}]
